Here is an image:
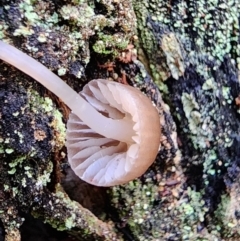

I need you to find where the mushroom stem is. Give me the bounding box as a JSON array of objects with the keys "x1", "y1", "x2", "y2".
[{"x1": 0, "y1": 41, "x2": 133, "y2": 142}]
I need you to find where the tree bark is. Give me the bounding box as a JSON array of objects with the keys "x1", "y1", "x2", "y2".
[{"x1": 0, "y1": 0, "x2": 239, "y2": 240}]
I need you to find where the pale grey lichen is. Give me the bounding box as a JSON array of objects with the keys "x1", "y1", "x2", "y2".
[
  {"x1": 1, "y1": 0, "x2": 240, "y2": 240},
  {"x1": 1, "y1": 0, "x2": 136, "y2": 79},
  {"x1": 112, "y1": 0, "x2": 240, "y2": 240}
]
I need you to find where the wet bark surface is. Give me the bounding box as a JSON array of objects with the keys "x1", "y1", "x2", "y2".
[{"x1": 0, "y1": 0, "x2": 240, "y2": 240}]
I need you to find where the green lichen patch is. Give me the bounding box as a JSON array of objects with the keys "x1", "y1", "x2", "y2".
[
  {"x1": 109, "y1": 164, "x2": 183, "y2": 240},
  {"x1": 0, "y1": 63, "x2": 66, "y2": 237},
  {"x1": 133, "y1": 0, "x2": 239, "y2": 84},
  {"x1": 131, "y1": 0, "x2": 240, "y2": 240},
  {"x1": 0, "y1": 21, "x2": 8, "y2": 40},
  {"x1": 31, "y1": 185, "x2": 123, "y2": 240},
  {"x1": 1, "y1": 0, "x2": 137, "y2": 80},
  {"x1": 165, "y1": 25, "x2": 239, "y2": 241},
  {"x1": 93, "y1": 33, "x2": 129, "y2": 56},
  {"x1": 0, "y1": 45, "x2": 122, "y2": 240},
  {"x1": 178, "y1": 188, "x2": 209, "y2": 239}
]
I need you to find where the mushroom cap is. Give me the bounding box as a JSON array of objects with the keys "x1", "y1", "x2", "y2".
[{"x1": 66, "y1": 79, "x2": 161, "y2": 186}]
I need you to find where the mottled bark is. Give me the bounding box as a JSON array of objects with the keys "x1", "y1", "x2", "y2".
[{"x1": 0, "y1": 0, "x2": 239, "y2": 241}]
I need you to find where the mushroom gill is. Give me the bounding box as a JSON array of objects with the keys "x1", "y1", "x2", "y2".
[
  {"x1": 0, "y1": 40, "x2": 161, "y2": 187},
  {"x1": 66, "y1": 79, "x2": 161, "y2": 186}
]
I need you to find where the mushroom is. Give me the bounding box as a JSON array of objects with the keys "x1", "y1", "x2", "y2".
[{"x1": 0, "y1": 40, "x2": 160, "y2": 186}]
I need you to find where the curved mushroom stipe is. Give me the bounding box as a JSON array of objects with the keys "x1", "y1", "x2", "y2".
[
  {"x1": 66, "y1": 79, "x2": 161, "y2": 186},
  {"x1": 0, "y1": 41, "x2": 133, "y2": 142},
  {"x1": 0, "y1": 40, "x2": 161, "y2": 187}
]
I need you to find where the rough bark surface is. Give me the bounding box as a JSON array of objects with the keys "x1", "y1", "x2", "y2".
[{"x1": 0, "y1": 0, "x2": 239, "y2": 241}]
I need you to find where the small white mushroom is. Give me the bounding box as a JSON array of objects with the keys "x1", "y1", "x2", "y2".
[
  {"x1": 0, "y1": 40, "x2": 161, "y2": 186},
  {"x1": 66, "y1": 79, "x2": 160, "y2": 186}
]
